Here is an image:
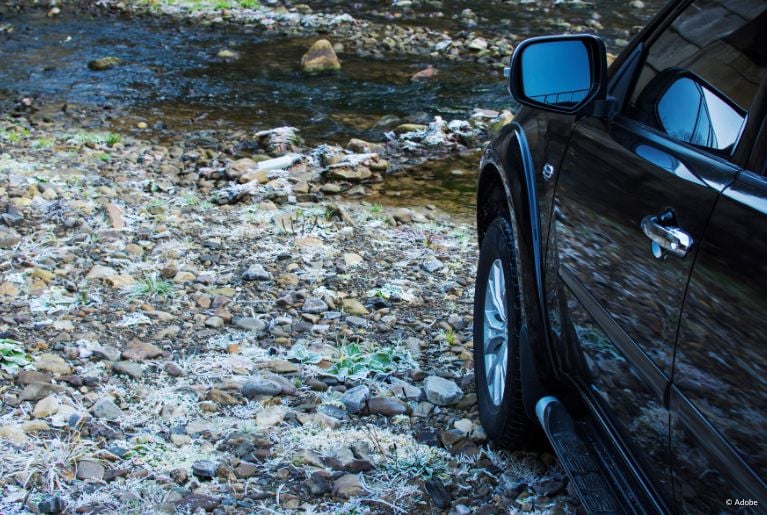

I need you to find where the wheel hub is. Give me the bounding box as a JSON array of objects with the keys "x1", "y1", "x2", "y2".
[{"x1": 483, "y1": 259, "x2": 509, "y2": 406}]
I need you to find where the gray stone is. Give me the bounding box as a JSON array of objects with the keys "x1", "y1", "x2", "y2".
[
  {"x1": 345, "y1": 316, "x2": 368, "y2": 327},
  {"x1": 113, "y1": 361, "x2": 143, "y2": 378},
  {"x1": 242, "y1": 264, "x2": 272, "y2": 281},
  {"x1": 234, "y1": 317, "x2": 266, "y2": 332},
  {"x1": 389, "y1": 377, "x2": 422, "y2": 400},
  {"x1": 205, "y1": 316, "x2": 225, "y2": 328},
  {"x1": 302, "y1": 297, "x2": 329, "y2": 314},
  {"x1": 192, "y1": 460, "x2": 217, "y2": 480},
  {"x1": 241, "y1": 377, "x2": 283, "y2": 398},
  {"x1": 76, "y1": 460, "x2": 105, "y2": 480},
  {"x1": 37, "y1": 495, "x2": 66, "y2": 514},
  {"x1": 424, "y1": 376, "x2": 463, "y2": 406},
  {"x1": 91, "y1": 397, "x2": 124, "y2": 420},
  {"x1": 93, "y1": 345, "x2": 121, "y2": 362},
  {"x1": 340, "y1": 385, "x2": 369, "y2": 414}
]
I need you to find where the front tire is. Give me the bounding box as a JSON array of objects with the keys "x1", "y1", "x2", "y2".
[{"x1": 474, "y1": 216, "x2": 534, "y2": 448}]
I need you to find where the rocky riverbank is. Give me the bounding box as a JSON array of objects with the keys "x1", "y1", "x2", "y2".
[{"x1": 0, "y1": 96, "x2": 577, "y2": 513}]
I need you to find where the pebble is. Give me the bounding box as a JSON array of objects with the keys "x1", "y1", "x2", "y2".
[
  {"x1": 32, "y1": 395, "x2": 60, "y2": 418},
  {"x1": 234, "y1": 317, "x2": 267, "y2": 331},
  {"x1": 302, "y1": 297, "x2": 329, "y2": 314}
]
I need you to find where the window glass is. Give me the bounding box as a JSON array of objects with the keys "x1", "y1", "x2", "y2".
[{"x1": 628, "y1": 0, "x2": 767, "y2": 153}]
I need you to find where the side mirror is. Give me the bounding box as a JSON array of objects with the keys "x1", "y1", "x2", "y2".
[{"x1": 507, "y1": 35, "x2": 608, "y2": 116}]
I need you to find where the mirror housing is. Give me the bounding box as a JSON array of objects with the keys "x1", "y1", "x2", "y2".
[{"x1": 508, "y1": 34, "x2": 609, "y2": 116}]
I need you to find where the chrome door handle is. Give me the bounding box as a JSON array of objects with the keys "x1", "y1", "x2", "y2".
[{"x1": 641, "y1": 212, "x2": 693, "y2": 258}]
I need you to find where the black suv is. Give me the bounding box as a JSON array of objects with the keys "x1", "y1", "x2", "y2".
[{"x1": 474, "y1": 0, "x2": 767, "y2": 512}]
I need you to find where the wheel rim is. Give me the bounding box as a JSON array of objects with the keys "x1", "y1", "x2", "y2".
[{"x1": 483, "y1": 259, "x2": 509, "y2": 406}]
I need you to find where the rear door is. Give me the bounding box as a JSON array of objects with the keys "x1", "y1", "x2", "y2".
[
  {"x1": 670, "y1": 73, "x2": 767, "y2": 510},
  {"x1": 548, "y1": 0, "x2": 766, "y2": 505}
]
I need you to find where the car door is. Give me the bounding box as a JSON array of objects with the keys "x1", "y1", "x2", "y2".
[
  {"x1": 670, "y1": 105, "x2": 767, "y2": 510},
  {"x1": 548, "y1": 0, "x2": 766, "y2": 506}
]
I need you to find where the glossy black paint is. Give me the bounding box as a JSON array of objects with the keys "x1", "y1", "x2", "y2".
[{"x1": 477, "y1": 0, "x2": 767, "y2": 509}]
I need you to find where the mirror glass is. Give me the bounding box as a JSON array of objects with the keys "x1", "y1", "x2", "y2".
[
  {"x1": 657, "y1": 77, "x2": 745, "y2": 151},
  {"x1": 520, "y1": 40, "x2": 592, "y2": 108}
]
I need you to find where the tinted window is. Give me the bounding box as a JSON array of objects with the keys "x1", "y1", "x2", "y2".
[
  {"x1": 628, "y1": 0, "x2": 767, "y2": 154},
  {"x1": 656, "y1": 76, "x2": 745, "y2": 150}
]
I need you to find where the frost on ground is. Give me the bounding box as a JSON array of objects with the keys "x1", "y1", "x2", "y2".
[{"x1": 0, "y1": 101, "x2": 575, "y2": 514}]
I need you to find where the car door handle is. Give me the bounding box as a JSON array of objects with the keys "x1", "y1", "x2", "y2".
[{"x1": 641, "y1": 212, "x2": 693, "y2": 258}]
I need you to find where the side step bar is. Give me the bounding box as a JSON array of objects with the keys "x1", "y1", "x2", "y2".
[{"x1": 536, "y1": 396, "x2": 622, "y2": 514}]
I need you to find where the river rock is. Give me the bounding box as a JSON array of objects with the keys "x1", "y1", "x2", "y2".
[
  {"x1": 424, "y1": 376, "x2": 463, "y2": 406},
  {"x1": 301, "y1": 39, "x2": 341, "y2": 73},
  {"x1": 88, "y1": 57, "x2": 121, "y2": 71},
  {"x1": 327, "y1": 166, "x2": 372, "y2": 182}
]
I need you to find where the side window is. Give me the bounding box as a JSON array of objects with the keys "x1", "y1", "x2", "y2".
[{"x1": 626, "y1": 0, "x2": 767, "y2": 155}]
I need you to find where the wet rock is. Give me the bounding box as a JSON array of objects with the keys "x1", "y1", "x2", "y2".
[
  {"x1": 424, "y1": 376, "x2": 463, "y2": 406},
  {"x1": 88, "y1": 56, "x2": 121, "y2": 71},
  {"x1": 346, "y1": 138, "x2": 384, "y2": 154},
  {"x1": 340, "y1": 385, "x2": 369, "y2": 413},
  {"x1": 91, "y1": 397, "x2": 124, "y2": 420},
  {"x1": 217, "y1": 48, "x2": 239, "y2": 60},
  {"x1": 76, "y1": 460, "x2": 105, "y2": 480},
  {"x1": 301, "y1": 39, "x2": 341, "y2": 73},
  {"x1": 411, "y1": 65, "x2": 439, "y2": 81}
]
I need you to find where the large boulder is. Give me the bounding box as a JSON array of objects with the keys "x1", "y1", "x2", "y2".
[{"x1": 301, "y1": 39, "x2": 341, "y2": 73}]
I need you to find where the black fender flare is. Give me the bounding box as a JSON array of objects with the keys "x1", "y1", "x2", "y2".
[{"x1": 478, "y1": 121, "x2": 547, "y2": 418}]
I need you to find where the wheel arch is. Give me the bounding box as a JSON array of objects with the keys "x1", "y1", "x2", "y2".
[{"x1": 478, "y1": 122, "x2": 550, "y2": 419}]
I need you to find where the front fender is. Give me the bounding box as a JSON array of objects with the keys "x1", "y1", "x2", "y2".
[{"x1": 478, "y1": 121, "x2": 548, "y2": 417}]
